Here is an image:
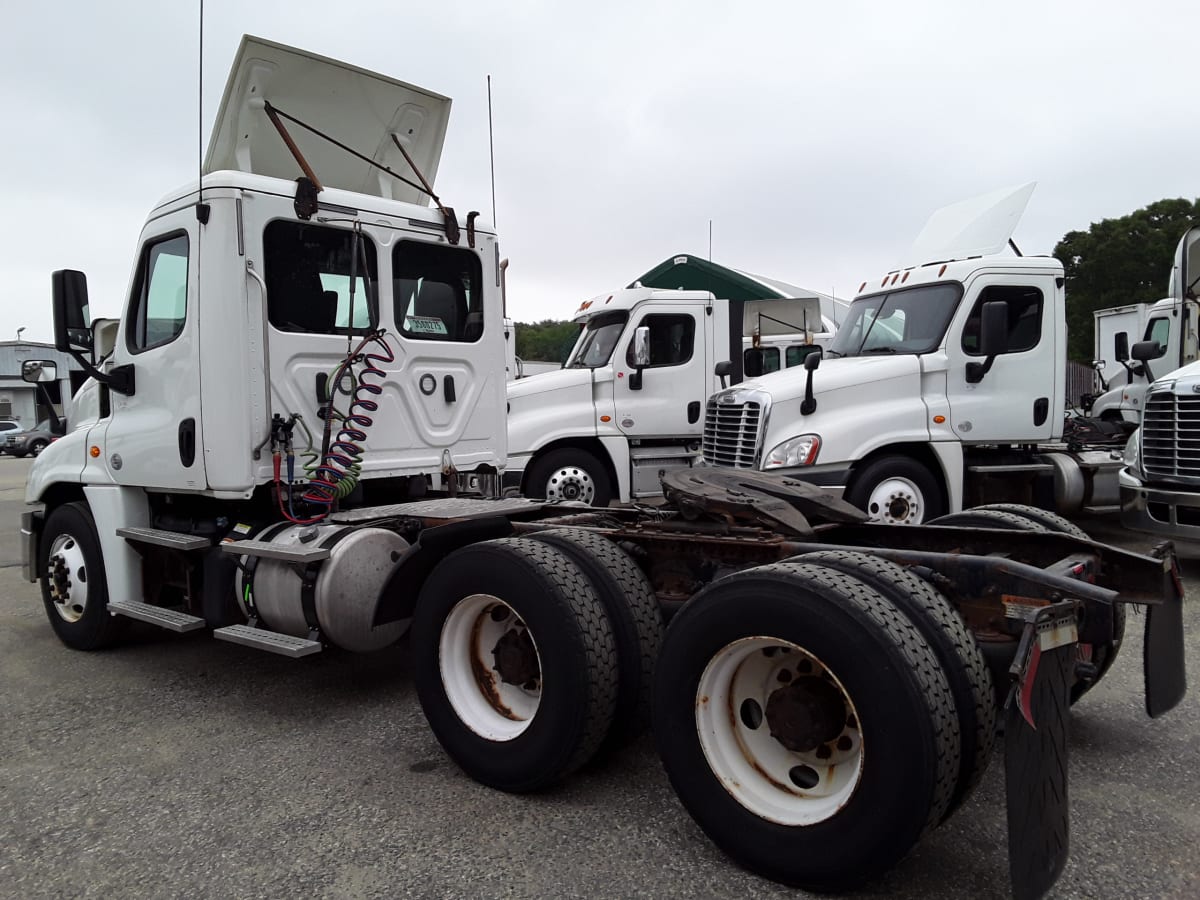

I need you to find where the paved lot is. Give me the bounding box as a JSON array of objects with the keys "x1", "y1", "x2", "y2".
[{"x1": 1, "y1": 457, "x2": 1198, "y2": 899}]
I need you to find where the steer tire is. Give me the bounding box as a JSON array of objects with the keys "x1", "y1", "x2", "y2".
[
  {"x1": 41, "y1": 502, "x2": 127, "y2": 650},
  {"x1": 797, "y1": 550, "x2": 995, "y2": 821},
  {"x1": 653, "y1": 561, "x2": 960, "y2": 892},
  {"x1": 526, "y1": 528, "x2": 664, "y2": 743},
  {"x1": 411, "y1": 538, "x2": 618, "y2": 793},
  {"x1": 845, "y1": 455, "x2": 945, "y2": 524},
  {"x1": 525, "y1": 448, "x2": 613, "y2": 507}
]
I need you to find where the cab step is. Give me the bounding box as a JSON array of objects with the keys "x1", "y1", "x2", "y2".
[
  {"x1": 108, "y1": 600, "x2": 206, "y2": 632},
  {"x1": 219, "y1": 540, "x2": 330, "y2": 563},
  {"x1": 213, "y1": 624, "x2": 323, "y2": 658},
  {"x1": 117, "y1": 527, "x2": 211, "y2": 551}
]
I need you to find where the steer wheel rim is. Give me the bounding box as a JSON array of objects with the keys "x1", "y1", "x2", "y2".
[
  {"x1": 544, "y1": 465, "x2": 596, "y2": 504},
  {"x1": 696, "y1": 636, "x2": 864, "y2": 825},
  {"x1": 47, "y1": 533, "x2": 89, "y2": 624},
  {"x1": 439, "y1": 593, "x2": 542, "y2": 741},
  {"x1": 865, "y1": 476, "x2": 924, "y2": 524}
]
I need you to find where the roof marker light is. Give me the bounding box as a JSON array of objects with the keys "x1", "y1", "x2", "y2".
[
  {"x1": 901, "y1": 272, "x2": 909, "y2": 283},
  {"x1": 890, "y1": 273, "x2": 899, "y2": 285},
  {"x1": 858, "y1": 282, "x2": 867, "y2": 293},
  {"x1": 938, "y1": 265, "x2": 947, "y2": 277}
]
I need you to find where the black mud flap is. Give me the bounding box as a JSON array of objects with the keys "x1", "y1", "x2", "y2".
[
  {"x1": 1145, "y1": 542, "x2": 1188, "y2": 718},
  {"x1": 1004, "y1": 602, "x2": 1076, "y2": 900}
]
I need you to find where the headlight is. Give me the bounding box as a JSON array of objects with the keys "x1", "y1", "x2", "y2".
[
  {"x1": 1122, "y1": 432, "x2": 1140, "y2": 471},
  {"x1": 763, "y1": 434, "x2": 821, "y2": 469}
]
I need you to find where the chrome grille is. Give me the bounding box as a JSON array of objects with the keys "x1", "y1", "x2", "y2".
[
  {"x1": 702, "y1": 396, "x2": 763, "y2": 468},
  {"x1": 1142, "y1": 389, "x2": 1200, "y2": 479}
]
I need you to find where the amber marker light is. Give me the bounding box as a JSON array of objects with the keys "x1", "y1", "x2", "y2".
[
  {"x1": 933, "y1": 415, "x2": 946, "y2": 424},
  {"x1": 600, "y1": 415, "x2": 611, "y2": 422},
  {"x1": 938, "y1": 265, "x2": 948, "y2": 277},
  {"x1": 90, "y1": 446, "x2": 101, "y2": 457}
]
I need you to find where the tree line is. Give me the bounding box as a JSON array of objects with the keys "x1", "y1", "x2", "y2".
[{"x1": 515, "y1": 198, "x2": 1200, "y2": 363}]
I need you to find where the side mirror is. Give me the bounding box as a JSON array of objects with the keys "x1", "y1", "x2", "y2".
[
  {"x1": 800, "y1": 350, "x2": 820, "y2": 415},
  {"x1": 1131, "y1": 340, "x2": 1165, "y2": 362},
  {"x1": 744, "y1": 349, "x2": 765, "y2": 378},
  {"x1": 1114, "y1": 331, "x2": 1130, "y2": 363},
  {"x1": 966, "y1": 301, "x2": 1008, "y2": 384},
  {"x1": 629, "y1": 325, "x2": 650, "y2": 390},
  {"x1": 632, "y1": 326, "x2": 651, "y2": 368},
  {"x1": 21, "y1": 360, "x2": 58, "y2": 383},
  {"x1": 52, "y1": 269, "x2": 94, "y2": 352},
  {"x1": 978, "y1": 301, "x2": 1008, "y2": 358},
  {"x1": 714, "y1": 359, "x2": 732, "y2": 389}
]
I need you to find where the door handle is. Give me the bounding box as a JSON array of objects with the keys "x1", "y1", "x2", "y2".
[
  {"x1": 444, "y1": 375, "x2": 456, "y2": 403},
  {"x1": 178, "y1": 418, "x2": 196, "y2": 467},
  {"x1": 687, "y1": 401, "x2": 701, "y2": 424}
]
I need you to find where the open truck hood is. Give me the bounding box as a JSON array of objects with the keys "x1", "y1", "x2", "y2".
[
  {"x1": 1168, "y1": 226, "x2": 1200, "y2": 300},
  {"x1": 901, "y1": 182, "x2": 1036, "y2": 268},
  {"x1": 204, "y1": 35, "x2": 451, "y2": 204}
]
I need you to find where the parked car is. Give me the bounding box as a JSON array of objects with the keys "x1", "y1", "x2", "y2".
[
  {"x1": 0, "y1": 421, "x2": 22, "y2": 441},
  {"x1": 3, "y1": 418, "x2": 66, "y2": 457}
]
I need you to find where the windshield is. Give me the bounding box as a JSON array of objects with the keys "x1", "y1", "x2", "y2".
[
  {"x1": 828, "y1": 283, "x2": 962, "y2": 357},
  {"x1": 566, "y1": 312, "x2": 629, "y2": 368}
]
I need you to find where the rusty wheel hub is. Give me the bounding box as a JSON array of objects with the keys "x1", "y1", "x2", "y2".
[
  {"x1": 765, "y1": 675, "x2": 848, "y2": 753},
  {"x1": 492, "y1": 627, "x2": 540, "y2": 688}
]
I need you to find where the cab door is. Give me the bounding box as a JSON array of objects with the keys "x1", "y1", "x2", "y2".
[
  {"x1": 102, "y1": 215, "x2": 205, "y2": 490},
  {"x1": 944, "y1": 274, "x2": 1061, "y2": 443},
  {"x1": 614, "y1": 304, "x2": 708, "y2": 438}
]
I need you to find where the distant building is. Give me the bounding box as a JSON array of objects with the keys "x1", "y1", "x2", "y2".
[{"x1": 0, "y1": 341, "x2": 85, "y2": 425}]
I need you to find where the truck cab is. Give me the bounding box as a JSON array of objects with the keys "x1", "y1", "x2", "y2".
[{"x1": 702, "y1": 183, "x2": 1126, "y2": 522}]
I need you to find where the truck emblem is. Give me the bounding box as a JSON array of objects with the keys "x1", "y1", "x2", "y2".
[{"x1": 1191, "y1": 384, "x2": 1200, "y2": 393}]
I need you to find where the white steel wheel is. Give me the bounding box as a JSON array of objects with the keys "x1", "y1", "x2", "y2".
[
  {"x1": 864, "y1": 476, "x2": 925, "y2": 524},
  {"x1": 544, "y1": 464, "x2": 596, "y2": 504},
  {"x1": 47, "y1": 532, "x2": 90, "y2": 624},
  {"x1": 696, "y1": 636, "x2": 863, "y2": 826},
  {"x1": 439, "y1": 593, "x2": 542, "y2": 741}
]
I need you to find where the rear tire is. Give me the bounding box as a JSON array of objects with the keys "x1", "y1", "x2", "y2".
[
  {"x1": 654, "y1": 561, "x2": 960, "y2": 891},
  {"x1": 411, "y1": 538, "x2": 618, "y2": 792},
  {"x1": 845, "y1": 455, "x2": 944, "y2": 524},
  {"x1": 526, "y1": 528, "x2": 664, "y2": 742},
  {"x1": 525, "y1": 448, "x2": 613, "y2": 507},
  {"x1": 796, "y1": 550, "x2": 994, "y2": 820},
  {"x1": 41, "y1": 502, "x2": 126, "y2": 650}
]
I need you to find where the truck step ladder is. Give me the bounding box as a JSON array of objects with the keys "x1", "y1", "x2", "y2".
[
  {"x1": 219, "y1": 540, "x2": 330, "y2": 563},
  {"x1": 213, "y1": 624, "x2": 323, "y2": 658},
  {"x1": 108, "y1": 600, "x2": 206, "y2": 632},
  {"x1": 116, "y1": 527, "x2": 212, "y2": 551}
]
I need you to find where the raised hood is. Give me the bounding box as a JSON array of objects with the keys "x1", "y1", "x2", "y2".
[
  {"x1": 1168, "y1": 226, "x2": 1200, "y2": 300},
  {"x1": 901, "y1": 182, "x2": 1036, "y2": 268},
  {"x1": 204, "y1": 35, "x2": 451, "y2": 204}
]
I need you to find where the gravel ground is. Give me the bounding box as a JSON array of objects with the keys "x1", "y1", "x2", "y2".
[{"x1": 1, "y1": 459, "x2": 1197, "y2": 899}]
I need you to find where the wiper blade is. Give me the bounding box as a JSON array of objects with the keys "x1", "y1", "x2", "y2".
[{"x1": 863, "y1": 347, "x2": 897, "y2": 354}]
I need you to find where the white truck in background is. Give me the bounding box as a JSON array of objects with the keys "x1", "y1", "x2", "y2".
[
  {"x1": 1119, "y1": 226, "x2": 1200, "y2": 539},
  {"x1": 1088, "y1": 295, "x2": 1199, "y2": 424},
  {"x1": 504, "y1": 289, "x2": 830, "y2": 504},
  {"x1": 702, "y1": 183, "x2": 1138, "y2": 523}
]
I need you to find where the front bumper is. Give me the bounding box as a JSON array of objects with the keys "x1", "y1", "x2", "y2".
[
  {"x1": 1120, "y1": 467, "x2": 1200, "y2": 540},
  {"x1": 20, "y1": 509, "x2": 42, "y2": 583}
]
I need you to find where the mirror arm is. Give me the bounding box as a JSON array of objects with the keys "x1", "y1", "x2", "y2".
[
  {"x1": 966, "y1": 355, "x2": 996, "y2": 384},
  {"x1": 800, "y1": 370, "x2": 817, "y2": 415},
  {"x1": 67, "y1": 347, "x2": 135, "y2": 396},
  {"x1": 629, "y1": 367, "x2": 643, "y2": 391}
]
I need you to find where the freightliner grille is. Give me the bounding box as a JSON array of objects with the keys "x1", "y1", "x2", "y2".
[
  {"x1": 1141, "y1": 389, "x2": 1200, "y2": 479},
  {"x1": 702, "y1": 395, "x2": 764, "y2": 468}
]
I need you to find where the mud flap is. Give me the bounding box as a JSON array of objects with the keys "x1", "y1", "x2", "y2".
[
  {"x1": 1004, "y1": 603, "x2": 1076, "y2": 900},
  {"x1": 1145, "y1": 542, "x2": 1187, "y2": 718}
]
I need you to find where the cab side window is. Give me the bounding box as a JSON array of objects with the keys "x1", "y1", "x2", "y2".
[
  {"x1": 265, "y1": 221, "x2": 378, "y2": 334},
  {"x1": 961, "y1": 285, "x2": 1044, "y2": 355},
  {"x1": 786, "y1": 345, "x2": 822, "y2": 367},
  {"x1": 1145, "y1": 316, "x2": 1170, "y2": 348},
  {"x1": 627, "y1": 314, "x2": 695, "y2": 367},
  {"x1": 393, "y1": 241, "x2": 484, "y2": 342},
  {"x1": 127, "y1": 233, "x2": 189, "y2": 353}
]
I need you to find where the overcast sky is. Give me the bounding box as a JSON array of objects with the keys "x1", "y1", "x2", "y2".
[{"x1": 1, "y1": 0, "x2": 1196, "y2": 342}]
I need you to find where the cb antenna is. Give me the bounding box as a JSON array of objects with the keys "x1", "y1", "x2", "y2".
[
  {"x1": 197, "y1": 1, "x2": 204, "y2": 211},
  {"x1": 487, "y1": 75, "x2": 497, "y2": 227}
]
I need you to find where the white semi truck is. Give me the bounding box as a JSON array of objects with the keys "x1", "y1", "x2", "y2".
[
  {"x1": 505, "y1": 288, "x2": 829, "y2": 504},
  {"x1": 19, "y1": 38, "x2": 1187, "y2": 900},
  {"x1": 702, "y1": 183, "x2": 1152, "y2": 523}
]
